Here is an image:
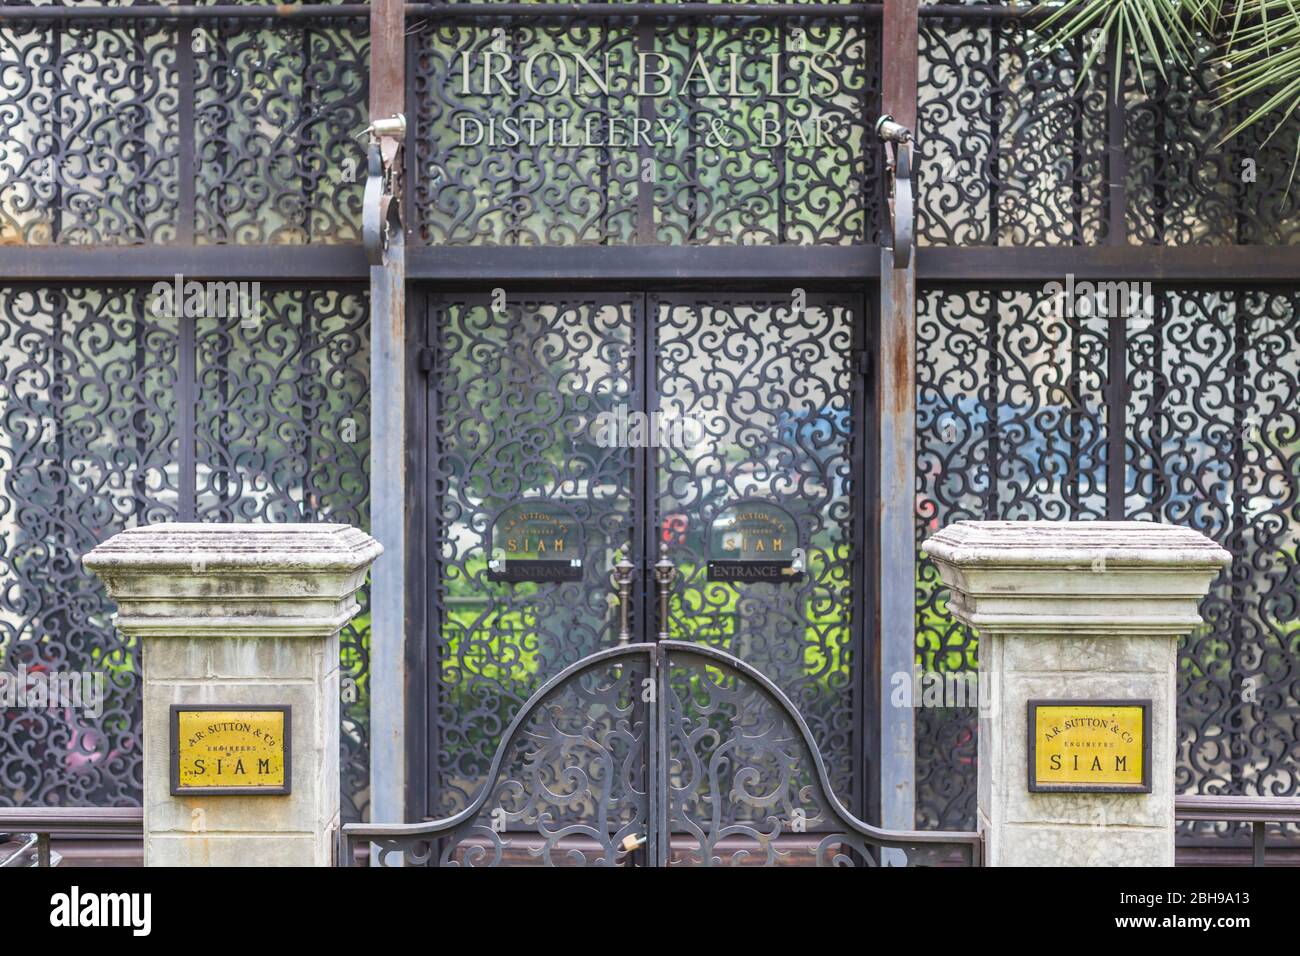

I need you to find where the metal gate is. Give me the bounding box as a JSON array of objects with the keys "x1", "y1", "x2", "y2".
[
  {"x1": 336, "y1": 286, "x2": 979, "y2": 865},
  {"x1": 343, "y1": 640, "x2": 978, "y2": 866},
  {"x1": 414, "y1": 289, "x2": 877, "y2": 824}
]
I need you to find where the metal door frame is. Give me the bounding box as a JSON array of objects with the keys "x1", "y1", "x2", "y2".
[{"x1": 414, "y1": 284, "x2": 880, "y2": 826}]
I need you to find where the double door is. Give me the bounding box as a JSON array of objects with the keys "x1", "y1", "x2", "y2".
[{"x1": 422, "y1": 289, "x2": 875, "y2": 850}]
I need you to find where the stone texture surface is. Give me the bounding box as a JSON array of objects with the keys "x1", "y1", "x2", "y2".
[
  {"x1": 83, "y1": 523, "x2": 383, "y2": 638},
  {"x1": 923, "y1": 520, "x2": 1231, "y2": 637},
  {"x1": 924, "y1": 520, "x2": 1229, "y2": 867},
  {"x1": 83, "y1": 523, "x2": 378, "y2": 867}
]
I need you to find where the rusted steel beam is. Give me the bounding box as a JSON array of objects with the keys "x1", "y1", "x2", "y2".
[
  {"x1": 0, "y1": 2, "x2": 1052, "y2": 23},
  {"x1": 406, "y1": 244, "x2": 882, "y2": 282},
  {"x1": 877, "y1": 0, "x2": 919, "y2": 845},
  {"x1": 368, "y1": 0, "x2": 411, "y2": 864}
]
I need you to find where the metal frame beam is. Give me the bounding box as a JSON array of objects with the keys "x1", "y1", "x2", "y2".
[
  {"x1": 878, "y1": 0, "x2": 919, "y2": 844},
  {"x1": 368, "y1": 0, "x2": 411, "y2": 861},
  {"x1": 0, "y1": 245, "x2": 1295, "y2": 285},
  {"x1": 406, "y1": 245, "x2": 882, "y2": 283},
  {"x1": 915, "y1": 246, "x2": 1300, "y2": 283}
]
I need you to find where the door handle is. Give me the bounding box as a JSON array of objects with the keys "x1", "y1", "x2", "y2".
[
  {"x1": 611, "y1": 556, "x2": 635, "y2": 648},
  {"x1": 654, "y1": 557, "x2": 676, "y2": 642}
]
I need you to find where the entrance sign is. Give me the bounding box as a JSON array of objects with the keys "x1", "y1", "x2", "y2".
[
  {"x1": 707, "y1": 500, "x2": 803, "y2": 582},
  {"x1": 488, "y1": 500, "x2": 583, "y2": 582},
  {"x1": 171, "y1": 705, "x2": 291, "y2": 796},
  {"x1": 1028, "y1": 699, "x2": 1150, "y2": 794}
]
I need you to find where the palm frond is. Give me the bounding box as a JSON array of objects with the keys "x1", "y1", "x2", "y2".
[
  {"x1": 1032, "y1": 0, "x2": 1203, "y2": 94},
  {"x1": 1215, "y1": 0, "x2": 1300, "y2": 159}
]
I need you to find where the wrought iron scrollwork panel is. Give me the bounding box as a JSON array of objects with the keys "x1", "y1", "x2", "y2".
[
  {"x1": 917, "y1": 284, "x2": 1300, "y2": 843},
  {"x1": 0, "y1": 21, "x2": 180, "y2": 244},
  {"x1": 428, "y1": 293, "x2": 639, "y2": 816},
  {"x1": 1127, "y1": 289, "x2": 1300, "y2": 841},
  {"x1": 918, "y1": 16, "x2": 1300, "y2": 248},
  {"x1": 915, "y1": 285, "x2": 1110, "y2": 830},
  {"x1": 0, "y1": 283, "x2": 372, "y2": 822},
  {"x1": 917, "y1": 18, "x2": 1110, "y2": 247},
  {"x1": 652, "y1": 292, "x2": 864, "y2": 811},
  {"x1": 194, "y1": 19, "x2": 369, "y2": 244},
  {"x1": 0, "y1": 287, "x2": 176, "y2": 808},
  {"x1": 411, "y1": 15, "x2": 878, "y2": 246},
  {"x1": 412, "y1": 18, "x2": 641, "y2": 246},
  {"x1": 1125, "y1": 50, "x2": 1300, "y2": 246},
  {"x1": 0, "y1": 15, "x2": 368, "y2": 246},
  {"x1": 347, "y1": 643, "x2": 979, "y2": 866}
]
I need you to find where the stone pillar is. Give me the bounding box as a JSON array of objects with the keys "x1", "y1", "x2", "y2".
[
  {"x1": 923, "y1": 521, "x2": 1229, "y2": 867},
  {"x1": 84, "y1": 524, "x2": 381, "y2": 867}
]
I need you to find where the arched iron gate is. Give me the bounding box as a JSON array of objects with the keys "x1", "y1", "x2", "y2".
[{"x1": 342, "y1": 641, "x2": 979, "y2": 867}]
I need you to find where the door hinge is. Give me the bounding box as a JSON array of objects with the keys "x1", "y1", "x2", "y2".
[
  {"x1": 853, "y1": 349, "x2": 871, "y2": 380},
  {"x1": 418, "y1": 347, "x2": 434, "y2": 374}
]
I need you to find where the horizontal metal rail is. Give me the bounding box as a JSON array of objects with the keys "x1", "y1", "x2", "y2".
[
  {"x1": 1176, "y1": 796, "x2": 1300, "y2": 867},
  {"x1": 0, "y1": 4, "x2": 371, "y2": 22},
  {"x1": 0, "y1": 244, "x2": 1297, "y2": 284},
  {"x1": 0, "y1": 806, "x2": 145, "y2": 837},
  {"x1": 0, "y1": 807, "x2": 142, "y2": 868},
  {"x1": 0, "y1": 3, "x2": 1053, "y2": 23}
]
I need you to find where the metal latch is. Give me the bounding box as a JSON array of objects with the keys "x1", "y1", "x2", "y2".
[
  {"x1": 876, "y1": 114, "x2": 915, "y2": 269},
  {"x1": 363, "y1": 113, "x2": 407, "y2": 265}
]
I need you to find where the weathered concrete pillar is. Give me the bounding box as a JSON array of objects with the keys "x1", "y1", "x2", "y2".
[
  {"x1": 84, "y1": 524, "x2": 381, "y2": 866},
  {"x1": 923, "y1": 521, "x2": 1229, "y2": 867}
]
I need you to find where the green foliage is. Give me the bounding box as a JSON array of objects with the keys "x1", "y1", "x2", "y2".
[{"x1": 1033, "y1": 0, "x2": 1300, "y2": 179}]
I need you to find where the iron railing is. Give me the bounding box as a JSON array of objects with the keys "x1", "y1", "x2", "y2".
[
  {"x1": 0, "y1": 807, "x2": 144, "y2": 867},
  {"x1": 1176, "y1": 796, "x2": 1300, "y2": 867}
]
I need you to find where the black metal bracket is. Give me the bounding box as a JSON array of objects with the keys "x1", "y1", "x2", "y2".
[
  {"x1": 364, "y1": 114, "x2": 407, "y2": 266},
  {"x1": 877, "y1": 114, "x2": 915, "y2": 269}
]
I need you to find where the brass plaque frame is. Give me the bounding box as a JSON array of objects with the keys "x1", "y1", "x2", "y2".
[
  {"x1": 1026, "y1": 698, "x2": 1151, "y2": 794},
  {"x1": 170, "y1": 704, "x2": 292, "y2": 796}
]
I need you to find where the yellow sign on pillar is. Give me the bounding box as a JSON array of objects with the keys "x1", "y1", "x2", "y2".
[
  {"x1": 1028, "y1": 700, "x2": 1150, "y2": 793},
  {"x1": 171, "y1": 706, "x2": 291, "y2": 795}
]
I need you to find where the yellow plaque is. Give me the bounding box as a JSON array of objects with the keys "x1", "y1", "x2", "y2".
[
  {"x1": 170, "y1": 706, "x2": 291, "y2": 795},
  {"x1": 1028, "y1": 699, "x2": 1150, "y2": 793}
]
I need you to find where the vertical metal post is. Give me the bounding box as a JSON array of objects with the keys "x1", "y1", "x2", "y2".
[
  {"x1": 176, "y1": 0, "x2": 196, "y2": 245},
  {"x1": 878, "y1": 0, "x2": 919, "y2": 850},
  {"x1": 369, "y1": 0, "x2": 408, "y2": 864}
]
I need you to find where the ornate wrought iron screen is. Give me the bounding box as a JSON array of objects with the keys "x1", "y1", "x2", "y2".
[
  {"x1": 0, "y1": 283, "x2": 371, "y2": 818},
  {"x1": 0, "y1": 5, "x2": 374, "y2": 820},
  {"x1": 911, "y1": 6, "x2": 1300, "y2": 848},
  {"x1": 408, "y1": 11, "x2": 881, "y2": 245},
  {"x1": 423, "y1": 289, "x2": 873, "y2": 824},
  {"x1": 346, "y1": 641, "x2": 978, "y2": 866}
]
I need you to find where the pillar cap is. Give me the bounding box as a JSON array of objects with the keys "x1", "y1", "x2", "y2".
[
  {"x1": 84, "y1": 522, "x2": 383, "y2": 574},
  {"x1": 922, "y1": 521, "x2": 1230, "y2": 637},
  {"x1": 83, "y1": 523, "x2": 383, "y2": 638},
  {"x1": 923, "y1": 520, "x2": 1231, "y2": 571}
]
